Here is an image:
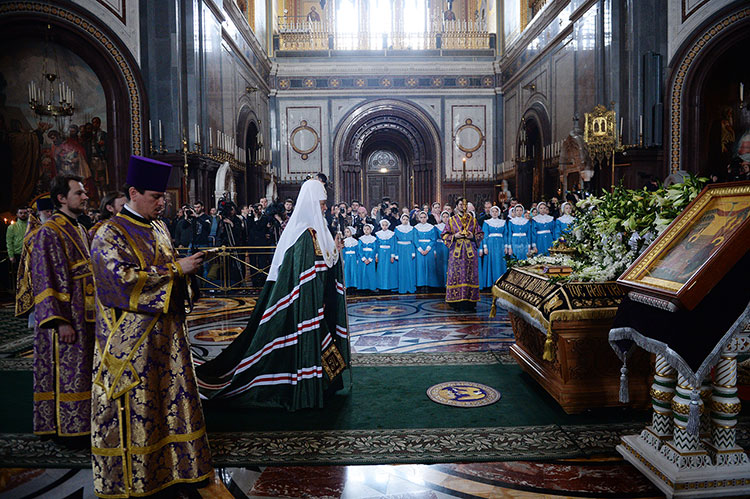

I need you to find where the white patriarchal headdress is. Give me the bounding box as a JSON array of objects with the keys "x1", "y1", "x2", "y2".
[{"x1": 267, "y1": 179, "x2": 337, "y2": 281}]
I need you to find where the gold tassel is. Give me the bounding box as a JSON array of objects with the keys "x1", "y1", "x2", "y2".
[
  {"x1": 489, "y1": 301, "x2": 496, "y2": 318},
  {"x1": 542, "y1": 335, "x2": 555, "y2": 361}
]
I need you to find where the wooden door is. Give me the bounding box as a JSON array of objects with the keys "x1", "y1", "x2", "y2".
[{"x1": 367, "y1": 175, "x2": 402, "y2": 207}]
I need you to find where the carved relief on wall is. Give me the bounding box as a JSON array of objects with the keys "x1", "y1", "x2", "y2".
[
  {"x1": 450, "y1": 104, "x2": 487, "y2": 178},
  {"x1": 285, "y1": 105, "x2": 323, "y2": 176}
]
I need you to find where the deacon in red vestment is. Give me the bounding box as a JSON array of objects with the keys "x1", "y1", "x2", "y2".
[
  {"x1": 442, "y1": 198, "x2": 483, "y2": 310},
  {"x1": 31, "y1": 175, "x2": 95, "y2": 438}
]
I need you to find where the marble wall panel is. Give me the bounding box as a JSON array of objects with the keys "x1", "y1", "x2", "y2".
[
  {"x1": 71, "y1": 0, "x2": 140, "y2": 64},
  {"x1": 574, "y1": 3, "x2": 598, "y2": 117},
  {"x1": 204, "y1": 6, "x2": 224, "y2": 142},
  {"x1": 505, "y1": 92, "x2": 518, "y2": 163},
  {"x1": 668, "y1": 0, "x2": 734, "y2": 61},
  {"x1": 553, "y1": 39, "x2": 575, "y2": 140},
  {"x1": 283, "y1": 104, "x2": 325, "y2": 177},
  {"x1": 221, "y1": 45, "x2": 236, "y2": 134},
  {"x1": 447, "y1": 103, "x2": 490, "y2": 179},
  {"x1": 331, "y1": 98, "x2": 368, "y2": 130}
]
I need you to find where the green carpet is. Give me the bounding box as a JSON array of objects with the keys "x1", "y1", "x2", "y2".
[
  {"x1": 0, "y1": 363, "x2": 650, "y2": 434},
  {"x1": 3, "y1": 358, "x2": 746, "y2": 467},
  {"x1": 203, "y1": 363, "x2": 648, "y2": 432}
]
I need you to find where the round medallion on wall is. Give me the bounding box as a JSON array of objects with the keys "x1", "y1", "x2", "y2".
[
  {"x1": 290, "y1": 120, "x2": 319, "y2": 160},
  {"x1": 455, "y1": 118, "x2": 484, "y2": 159},
  {"x1": 278, "y1": 79, "x2": 291, "y2": 89},
  {"x1": 482, "y1": 75, "x2": 494, "y2": 88},
  {"x1": 303, "y1": 77, "x2": 316, "y2": 88},
  {"x1": 431, "y1": 76, "x2": 443, "y2": 87},
  {"x1": 457, "y1": 76, "x2": 469, "y2": 87},
  {"x1": 355, "y1": 78, "x2": 367, "y2": 88},
  {"x1": 379, "y1": 77, "x2": 392, "y2": 88},
  {"x1": 328, "y1": 77, "x2": 341, "y2": 88},
  {"x1": 426, "y1": 381, "x2": 501, "y2": 408},
  {"x1": 406, "y1": 76, "x2": 418, "y2": 88}
]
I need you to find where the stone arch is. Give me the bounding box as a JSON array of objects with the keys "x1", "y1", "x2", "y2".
[
  {"x1": 332, "y1": 99, "x2": 442, "y2": 207},
  {"x1": 0, "y1": 1, "x2": 148, "y2": 189},
  {"x1": 517, "y1": 100, "x2": 553, "y2": 205},
  {"x1": 666, "y1": 3, "x2": 750, "y2": 174}
]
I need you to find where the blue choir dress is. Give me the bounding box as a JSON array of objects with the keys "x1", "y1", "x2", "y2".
[
  {"x1": 555, "y1": 213, "x2": 576, "y2": 239},
  {"x1": 433, "y1": 223, "x2": 448, "y2": 287},
  {"x1": 480, "y1": 218, "x2": 508, "y2": 288},
  {"x1": 357, "y1": 234, "x2": 378, "y2": 291},
  {"x1": 342, "y1": 236, "x2": 360, "y2": 289},
  {"x1": 375, "y1": 229, "x2": 398, "y2": 291},
  {"x1": 508, "y1": 217, "x2": 532, "y2": 260},
  {"x1": 414, "y1": 222, "x2": 438, "y2": 287},
  {"x1": 394, "y1": 225, "x2": 417, "y2": 294},
  {"x1": 531, "y1": 214, "x2": 556, "y2": 255}
]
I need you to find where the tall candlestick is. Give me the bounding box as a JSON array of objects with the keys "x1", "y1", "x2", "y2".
[
  {"x1": 149, "y1": 120, "x2": 153, "y2": 143},
  {"x1": 158, "y1": 120, "x2": 163, "y2": 142},
  {"x1": 741, "y1": 82, "x2": 744, "y2": 103},
  {"x1": 209, "y1": 127, "x2": 212, "y2": 149},
  {"x1": 639, "y1": 115, "x2": 643, "y2": 137},
  {"x1": 619, "y1": 117, "x2": 623, "y2": 144}
]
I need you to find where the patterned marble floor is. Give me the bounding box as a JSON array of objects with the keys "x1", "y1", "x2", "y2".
[{"x1": 0, "y1": 294, "x2": 665, "y2": 498}]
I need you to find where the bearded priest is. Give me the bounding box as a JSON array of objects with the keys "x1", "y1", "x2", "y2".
[
  {"x1": 89, "y1": 156, "x2": 215, "y2": 497},
  {"x1": 195, "y1": 174, "x2": 351, "y2": 411}
]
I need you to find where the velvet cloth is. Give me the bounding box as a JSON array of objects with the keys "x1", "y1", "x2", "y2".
[{"x1": 610, "y1": 251, "x2": 750, "y2": 382}]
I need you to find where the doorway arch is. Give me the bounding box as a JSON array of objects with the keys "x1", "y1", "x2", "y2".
[
  {"x1": 516, "y1": 101, "x2": 552, "y2": 205},
  {"x1": 667, "y1": 3, "x2": 750, "y2": 175},
  {"x1": 0, "y1": 2, "x2": 147, "y2": 192},
  {"x1": 332, "y1": 99, "x2": 441, "y2": 208}
]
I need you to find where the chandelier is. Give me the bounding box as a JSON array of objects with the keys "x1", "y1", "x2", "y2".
[{"x1": 27, "y1": 25, "x2": 74, "y2": 119}]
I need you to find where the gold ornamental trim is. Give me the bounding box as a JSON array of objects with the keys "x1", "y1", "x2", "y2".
[
  {"x1": 669, "y1": 7, "x2": 750, "y2": 172},
  {"x1": 649, "y1": 387, "x2": 674, "y2": 402},
  {"x1": 708, "y1": 400, "x2": 742, "y2": 414},
  {"x1": 0, "y1": 3, "x2": 143, "y2": 154},
  {"x1": 671, "y1": 399, "x2": 704, "y2": 416},
  {"x1": 621, "y1": 184, "x2": 750, "y2": 288}
]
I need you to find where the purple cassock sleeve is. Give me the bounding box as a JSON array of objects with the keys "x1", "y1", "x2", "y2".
[
  {"x1": 90, "y1": 224, "x2": 181, "y2": 316},
  {"x1": 32, "y1": 226, "x2": 73, "y2": 328}
]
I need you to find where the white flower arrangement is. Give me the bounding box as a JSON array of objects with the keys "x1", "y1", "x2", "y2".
[{"x1": 511, "y1": 176, "x2": 707, "y2": 282}]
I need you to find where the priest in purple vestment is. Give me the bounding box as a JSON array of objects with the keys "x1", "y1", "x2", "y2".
[
  {"x1": 442, "y1": 198, "x2": 483, "y2": 310},
  {"x1": 90, "y1": 155, "x2": 218, "y2": 498},
  {"x1": 31, "y1": 174, "x2": 95, "y2": 440}
]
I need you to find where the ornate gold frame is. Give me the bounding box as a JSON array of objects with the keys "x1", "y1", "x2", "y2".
[
  {"x1": 454, "y1": 118, "x2": 485, "y2": 158},
  {"x1": 289, "y1": 120, "x2": 320, "y2": 160},
  {"x1": 618, "y1": 181, "x2": 750, "y2": 310}
]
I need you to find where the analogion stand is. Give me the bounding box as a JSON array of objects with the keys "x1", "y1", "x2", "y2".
[{"x1": 618, "y1": 331, "x2": 750, "y2": 497}]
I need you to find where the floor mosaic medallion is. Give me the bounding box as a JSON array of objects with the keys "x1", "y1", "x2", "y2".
[{"x1": 426, "y1": 381, "x2": 501, "y2": 407}]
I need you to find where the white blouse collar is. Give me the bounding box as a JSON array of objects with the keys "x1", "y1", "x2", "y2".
[
  {"x1": 557, "y1": 214, "x2": 575, "y2": 224},
  {"x1": 377, "y1": 230, "x2": 394, "y2": 239},
  {"x1": 344, "y1": 237, "x2": 359, "y2": 247},
  {"x1": 485, "y1": 218, "x2": 506, "y2": 228},
  {"x1": 415, "y1": 223, "x2": 433, "y2": 231},
  {"x1": 396, "y1": 225, "x2": 414, "y2": 233},
  {"x1": 533, "y1": 214, "x2": 554, "y2": 224},
  {"x1": 359, "y1": 234, "x2": 376, "y2": 243},
  {"x1": 510, "y1": 217, "x2": 529, "y2": 226}
]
